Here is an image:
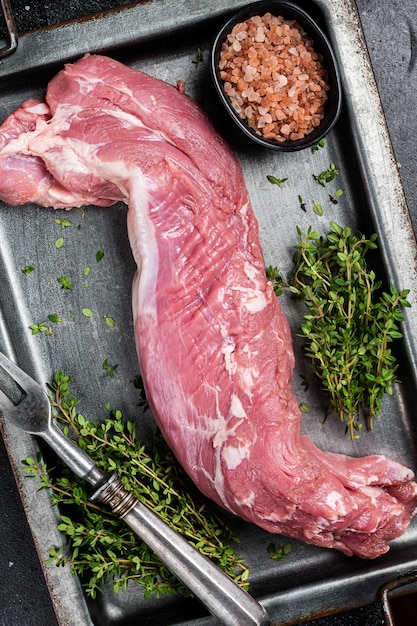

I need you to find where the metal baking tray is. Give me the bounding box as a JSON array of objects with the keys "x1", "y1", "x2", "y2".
[{"x1": 1, "y1": 1, "x2": 417, "y2": 624}]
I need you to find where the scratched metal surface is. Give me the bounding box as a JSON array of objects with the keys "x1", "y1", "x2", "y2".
[{"x1": 0, "y1": 1, "x2": 417, "y2": 625}]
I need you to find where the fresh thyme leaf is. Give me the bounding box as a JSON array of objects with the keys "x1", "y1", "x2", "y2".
[
  {"x1": 55, "y1": 218, "x2": 72, "y2": 229},
  {"x1": 24, "y1": 372, "x2": 250, "y2": 599},
  {"x1": 58, "y1": 276, "x2": 74, "y2": 290},
  {"x1": 82, "y1": 307, "x2": 93, "y2": 318},
  {"x1": 329, "y1": 189, "x2": 344, "y2": 205},
  {"x1": 96, "y1": 249, "x2": 105, "y2": 262},
  {"x1": 83, "y1": 267, "x2": 91, "y2": 287},
  {"x1": 312, "y1": 201, "x2": 323, "y2": 216},
  {"x1": 267, "y1": 542, "x2": 292, "y2": 560},
  {"x1": 55, "y1": 237, "x2": 64, "y2": 249},
  {"x1": 286, "y1": 221, "x2": 410, "y2": 438},
  {"x1": 266, "y1": 265, "x2": 286, "y2": 296},
  {"x1": 192, "y1": 47, "x2": 204, "y2": 64},
  {"x1": 313, "y1": 163, "x2": 339, "y2": 187},
  {"x1": 22, "y1": 265, "x2": 35, "y2": 276},
  {"x1": 102, "y1": 359, "x2": 118, "y2": 377},
  {"x1": 267, "y1": 175, "x2": 288, "y2": 187},
  {"x1": 311, "y1": 138, "x2": 325, "y2": 152},
  {"x1": 104, "y1": 316, "x2": 115, "y2": 328},
  {"x1": 29, "y1": 321, "x2": 49, "y2": 335},
  {"x1": 47, "y1": 314, "x2": 62, "y2": 324}
]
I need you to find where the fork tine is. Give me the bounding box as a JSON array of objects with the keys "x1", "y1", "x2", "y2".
[
  {"x1": 0, "y1": 386, "x2": 15, "y2": 413},
  {"x1": 0, "y1": 351, "x2": 51, "y2": 434},
  {"x1": 0, "y1": 351, "x2": 42, "y2": 394},
  {"x1": 0, "y1": 351, "x2": 45, "y2": 418}
]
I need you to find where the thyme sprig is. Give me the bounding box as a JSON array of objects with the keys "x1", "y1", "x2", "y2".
[
  {"x1": 23, "y1": 372, "x2": 249, "y2": 599},
  {"x1": 268, "y1": 222, "x2": 410, "y2": 438},
  {"x1": 291, "y1": 222, "x2": 410, "y2": 437},
  {"x1": 313, "y1": 162, "x2": 339, "y2": 186}
]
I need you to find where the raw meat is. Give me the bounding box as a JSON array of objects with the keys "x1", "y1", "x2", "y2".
[
  {"x1": 0, "y1": 98, "x2": 117, "y2": 208},
  {"x1": 0, "y1": 54, "x2": 416, "y2": 558}
]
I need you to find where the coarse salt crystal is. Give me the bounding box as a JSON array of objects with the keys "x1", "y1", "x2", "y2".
[
  {"x1": 276, "y1": 74, "x2": 288, "y2": 88},
  {"x1": 255, "y1": 26, "x2": 266, "y2": 42}
]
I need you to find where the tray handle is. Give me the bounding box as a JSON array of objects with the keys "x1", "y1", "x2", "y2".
[
  {"x1": 381, "y1": 571, "x2": 417, "y2": 625},
  {"x1": 0, "y1": 0, "x2": 18, "y2": 59}
]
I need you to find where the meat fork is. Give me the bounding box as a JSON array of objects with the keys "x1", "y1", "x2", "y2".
[
  {"x1": 0, "y1": 0, "x2": 18, "y2": 58},
  {"x1": 0, "y1": 351, "x2": 270, "y2": 626}
]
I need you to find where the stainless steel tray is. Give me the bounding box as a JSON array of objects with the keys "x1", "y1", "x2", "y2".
[{"x1": 1, "y1": 1, "x2": 417, "y2": 625}]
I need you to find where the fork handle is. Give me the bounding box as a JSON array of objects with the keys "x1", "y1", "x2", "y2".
[
  {"x1": 43, "y1": 421, "x2": 104, "y2": 485},
  {"x1": 91, "y1": 472, "x2": 270, "y2": 626}
]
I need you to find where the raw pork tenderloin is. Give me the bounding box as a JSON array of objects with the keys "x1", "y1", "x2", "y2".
[{"x1": 0, "y1": 54, "x2": 416, "y2": 559}]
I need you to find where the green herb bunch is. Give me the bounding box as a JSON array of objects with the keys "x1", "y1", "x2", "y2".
[
  {"x1": 23, "y1": 372, "x2": 248, "y2": 599},
  {"x1": 269, "y1": 222, "x2": 410, "y2": 438}
]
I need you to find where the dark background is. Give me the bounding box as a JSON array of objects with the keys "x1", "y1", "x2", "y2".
[{"x1": 0, "y1": 1, "x2": 416, "y2": 625}]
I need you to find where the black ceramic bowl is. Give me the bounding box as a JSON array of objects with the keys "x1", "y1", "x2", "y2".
[{"x1": 210, "y1": 0, "x2": 342, "y2": 151}]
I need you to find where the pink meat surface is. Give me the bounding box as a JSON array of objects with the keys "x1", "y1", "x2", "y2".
[{"x1": 1, "y1": 54, "x2": 416, "y2": 558}]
